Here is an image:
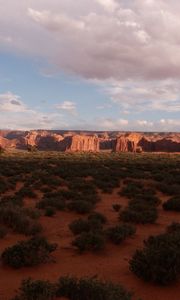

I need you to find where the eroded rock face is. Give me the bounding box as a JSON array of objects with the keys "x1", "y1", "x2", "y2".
[
  {"x1": 114, "y1": 134, "x2": 143, "y2": 152},
  {"x1": 0, "y1": 136, "x2": 17, "y2": 149},
  {"x1": 0, "y1": 130, "x2": 179, "y2": 152},
  {"x1": 114, "y1": 133, "x2": 180, "y2": 152},
  {"x1": 62, "y1": 135, "x2": 100, "y2": 152},
  {"x1": 21, "y1": 131, "x2": 64, "y2": 150}
]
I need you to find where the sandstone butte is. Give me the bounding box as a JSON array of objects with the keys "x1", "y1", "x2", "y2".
[{"x1": 0, "y1": 130, "x2": 180, "y2": 152}]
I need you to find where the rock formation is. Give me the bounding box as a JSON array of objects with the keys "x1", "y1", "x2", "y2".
[
  {"x1": 114, "y1": 133, "x2": 142, "y2": 152},
  {"x1": 0, "y1": 130, "x2": 179, "y2": 152},
  {"x1": 61, "y1": 135, "x2": 99, "y2": 152},
  {"x1": 114, "y1": 133, "x2": 180, "y2": 153}
]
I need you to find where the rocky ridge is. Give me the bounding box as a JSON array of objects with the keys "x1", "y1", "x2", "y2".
[{"x1": 0, "y1": 130, "x2": 179, "y2": 152}]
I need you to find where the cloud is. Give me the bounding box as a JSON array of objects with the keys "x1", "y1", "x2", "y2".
[
  {"x1": 105, "y1": 79, "x2": 180, "y2": 113},
  {"x1": 0, "y1": 92, "x2": 179, "y2": 131},
  {"x1": 55, "y1": 101, "x2": 77, "y2": 115},
  {"x1": 95, "y1": 0, "x2": 118, "y2": 12},
  {"x1": 0, "y1": 92, "x2": 27, "y2": 112},
  {"x1": 0, "y1": 0, "x2": 180, "y2": 128},
  {"x1": 0, "y1": 0, "x2": 180, "y2": 81},
  {"x1": 0, "y1": 92, "x2": 68, "y2": 130},
  {"x1": 98, "y1": 118, "x2": 129, "y2": 130}
]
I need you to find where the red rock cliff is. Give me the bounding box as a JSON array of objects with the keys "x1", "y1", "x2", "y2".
[{"x1": 62, "y1": 135, "x2": 99, "y2": 152}]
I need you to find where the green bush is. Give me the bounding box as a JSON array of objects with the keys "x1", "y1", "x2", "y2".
[
  {"x1": 163, "y1": 197, "x2": 180, "y2": 211},
  {"x1": 37, "y1": 198, "x2": 66, "y2": 211},
  {"x1": 12, "y1": 278, "x2": 56, "y2": 300},
  {"x1": 56, "y1": 276, "x2": 132, "y2": 300},
  {"x1": 67, "y1": 200, "x2": 93, "y2": 214},
  {"x1": 166, "y1": 222, "x2": 180, "y2": 233},
  {"x1": 69, "y1": 219, "x2": 91, "y2": 235},
  {"x1": 13, "y1": 276, "x2": 132, "y2": 300},
  {"x1": 2, "y1": 237, "x2": 57, "y2": 268},
  {"x1": 106, "y1": 224, "x2": 136, "y2": 245},
  {"x1": 88, "y1": 212, "x2": 107, "y2": 224},
  {"x1": 72, "y1": 232, "x2": 106, "y2": 252},
  {"x1": 130, "y1": 232, "x2": 180, "y2": 285},
  {"x1": 69, "y1": 216, "x2": 104, "y2": 236},
  {"x1": 0, "y1": 226, "x2": 7, "y2": 239},
  {"x1": 120, "y1": 181, "x2": 143, "y2": 198},
  {"x1": 16, "y1": 187, "x2": 37, "y2": 198},
  {"x1": 0, "y1": 205, "x2": 42, "y2": 235},
  {"x1": 120, "y1": 203, "x2": 158, "y2": 224},
  {"x1": 45, "y1": 207, "x2": 56, "y2": 217}
]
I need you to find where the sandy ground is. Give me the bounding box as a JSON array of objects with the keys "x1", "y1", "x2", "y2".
[{"x1": 0, "y1": 186, "x2": 180, "y2": 300}]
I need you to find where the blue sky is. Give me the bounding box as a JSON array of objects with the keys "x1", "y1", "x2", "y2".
[{"x1": 0, "y1": 0, "x2": 180, "y2": 131}]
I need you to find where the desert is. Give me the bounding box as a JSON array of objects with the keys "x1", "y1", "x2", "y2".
[{"x1": 0, "y1": 148, "x2": 180, "y2": 299}]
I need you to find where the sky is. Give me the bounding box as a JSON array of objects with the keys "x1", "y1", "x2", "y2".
[{"x1": 0, "y1": 0, "x2": 180, "y2": 131}]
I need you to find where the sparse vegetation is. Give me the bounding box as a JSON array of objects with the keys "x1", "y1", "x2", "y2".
[
  {"x1": 13, "y1": 276, "x2": 132, "y2": 300},
  {"x1": 0, "y1": 205, "x2": 42, "y2": 235},
  {"x1": 11, "y1": 278, "x2": 56, "y2": 300},
  {"x1": 130, "y1": 231, "x2": 180, "y2": 285},
  {"x1": 163, "y1": 197, "x2": 180, "y2": 211},
  {"x1": 2, "y1": 237, "x2": 57, "y2": 268},
  {"x1": 56, "y1": 276, "x2": 132, "y2": 300},
  {"x1": 0, "y1": 151, "x2": 179, "y2": 299},
  {"x1": 0, "y1": 226, "x2": 7, "y2": 239},
  {"x1": 106, "y1": 224, "x2": 136, "y2": 245},
  {"x1": 72, "y1": 231, "x2": 106, "y2": 252}
]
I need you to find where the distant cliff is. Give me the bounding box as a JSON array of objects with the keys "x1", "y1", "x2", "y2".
[{"x1": 0, "y1": 130, "x2": 179, "y2": 152}]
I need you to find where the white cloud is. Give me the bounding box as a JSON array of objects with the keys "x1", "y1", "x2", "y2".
[
  {"x1": 0, "y1": 0, "x2": 180, "y2": 128},
  {"x1": 55, "y1": 101, "x2": 77, "y2": 115},
  {"x1": 1, "y1": 0, "x2": 180, "y2": 82},
  {"x1": 0, "y1": 92, "x2": 27, "y2": 112},
  {"x1": 105, "y1": 79, "x2": 180, "y2": 113},
  {"x1": 97, "y1": 118, "x2": 129, "y2": 130},
  {"x1": 96, "y1": 0, "x2": 118, "y2": 12}
]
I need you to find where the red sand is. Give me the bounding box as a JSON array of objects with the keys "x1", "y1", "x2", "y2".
[{"x1": 0, "y1": 187, "x2": 180, "y2": 300}]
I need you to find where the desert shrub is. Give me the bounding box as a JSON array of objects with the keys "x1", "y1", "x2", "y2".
[
  {"x1": 13, "y1": 276, "x2": 132, "y2": 300},
  {"x1": 112, "y1": 204, "x2": 121, "y2": 212},
  {"x1": 0, "y1": 177, "x2": 10, "y2": 194},
  {"x1": 69, "y1": 215, "x2": 104, "y2": 236},
  {"x1": 0, "y1": 205, "x2": 42, "y2": 235},
  {"x1": 67, "y1": 200, "x2": 93, "y2": 214},
  {"x1": 23, "y1": 208, "x2": 41, "y2": 219},
  {"x1": 120, "y1": 202, "x2": 158, "y2": 224},
  {"x1": 135, "y1": 194, "x2": 161, "y2": 206},
  {"x1": 12, "y1": 278, "x2": 56, "y2": 300},
  {"x1": 72, "y1": 231, "x2": 106, "y2": 252},
  {"x1": 130, "y1": 232, "x2": 180, "y2": 285},
  {"x1": 0, "y1": 194, "x2": 23, "y2": 207},
  {"x1": 56, "y1": 276, "x2": 132, "y2": 300},
  {"x1": 106, "y1": 224, "x2": 136, "y2": 245},
  {"x1": 45, "y1": 207, "x2": 56, "y2": 217},
  {"x1": 0, "y1": 226, "x2": 7, "y2": 239},
  {"x1": 93, "y1": 177, "x2": 119, "y2": 193},
  {"x1": 16, "y1": 187, "x2": 37, "y2": 198},
  {"x1": 166, "y1": 222, "x2": 180, "y2": 233},
  {"x1": 37, "y1": 197, "x2": 66, "y2": 211},
  {"x1": 88, "y1": 212, "x2": 107, "y2": 224},
  {"x1": 69, "y1": 219, "x2": 91, "y2": 235},
  {"x1": 120, "y1": 181, "x2": 143, "y2": 198},
  {"x1": 40, "y1": 186, "x2": 52, "y2": 193},
  {"x1": 158, "y1": 182, "x2": 180, "y2": 196},
  {"x1": 163, "y1": 197, "x2": 180, "y2": 211},
  {"x1": 2, "y1": 236, "x2": 57, "y2": 268}
]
